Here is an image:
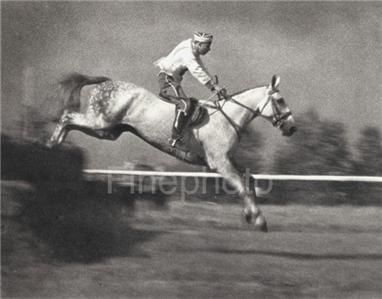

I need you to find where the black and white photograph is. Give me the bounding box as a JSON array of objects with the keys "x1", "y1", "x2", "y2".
[{"x1": 1, "y1": 1, "x2": 382, "y2": 298}]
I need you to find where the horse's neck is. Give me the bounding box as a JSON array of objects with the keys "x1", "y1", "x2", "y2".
[
  {"x1": 235, "y1": 86, "x2": 267, "y2": 108},
  {"x1": 227, "y1": 86, "x2": 267, "y2": 126}
]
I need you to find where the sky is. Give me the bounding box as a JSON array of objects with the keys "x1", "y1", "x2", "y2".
[{"x1": 2, "y1": 1, "x2": 381, "y2": 170}]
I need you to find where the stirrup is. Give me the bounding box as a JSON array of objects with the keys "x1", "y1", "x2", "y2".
[
  {"x1": 169, "y1": 137, "x2": 182, "y2": 147},
  {"x1": 169, "y1": 137, "x2": 186, "y2": 150},
  {"x1": 169, "y1": 138, "x2": 177, "y2": 147}
]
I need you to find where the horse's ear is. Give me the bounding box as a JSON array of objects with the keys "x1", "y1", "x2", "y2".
[{"x1": 271, "y1": 75, "x2": 280, "y2": 90}]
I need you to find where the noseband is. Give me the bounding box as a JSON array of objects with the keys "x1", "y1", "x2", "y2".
[{"x1": 258, "y1": 94, "x2": 292, "y2": 128}]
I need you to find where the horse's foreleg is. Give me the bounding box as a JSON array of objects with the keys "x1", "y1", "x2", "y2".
[{"x1": 212, "y1": 156, "x2": 267, "y2": 232}]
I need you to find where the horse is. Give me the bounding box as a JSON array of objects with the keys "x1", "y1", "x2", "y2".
[{"x1": 47, "y1": 73, "x2": 296, "y2": 231}]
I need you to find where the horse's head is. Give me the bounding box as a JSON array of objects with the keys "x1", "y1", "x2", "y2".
[{"x1": 258, "y1": 75, "x2": 296, "y2": 137}]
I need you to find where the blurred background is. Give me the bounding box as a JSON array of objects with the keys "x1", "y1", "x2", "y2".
[{"x1": 2, "y1": 1, "x2": 381, "y2": 173}]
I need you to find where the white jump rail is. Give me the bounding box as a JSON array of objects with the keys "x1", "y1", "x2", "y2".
[{"x1": 83, "y1": 169, "x2": 382, "y2": 183}]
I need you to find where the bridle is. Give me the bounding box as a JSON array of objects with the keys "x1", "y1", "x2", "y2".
[
  {"x1": 200, "y1": 89, "x2": 292, "y2": 140},
  {"x1": 257, "y1": 91, "x2": 292, "y2": 128}
]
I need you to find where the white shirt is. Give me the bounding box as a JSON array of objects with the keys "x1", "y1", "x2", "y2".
[{"x1": 154, "y1": 39, "x2": 213, "y2": 85}]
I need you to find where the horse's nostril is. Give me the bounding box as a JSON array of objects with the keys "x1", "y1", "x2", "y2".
[{"x1": 290, "y1": 127, "x2": 297, "y2": 134}]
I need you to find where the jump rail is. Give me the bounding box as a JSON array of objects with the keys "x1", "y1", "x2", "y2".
[{"x1": 83, "y1": 169, "x2": 382, "y2": 183}]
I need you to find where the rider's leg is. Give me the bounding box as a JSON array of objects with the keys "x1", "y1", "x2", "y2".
[
  {"x1": 158, "y1": 74, "x2": 189, "y2": 106},
  {"x1": 158, "y1": 72, "x2": 177, "y2": 104},
  {"x1": 158, "y1": 73, "x2": 191, "y2": 147},
  {"x1": 170, "y1": 108, "x2": 188, "y2": 146},
  {"x1": 170, "y1": 84, "x2": 191, "y2": 147},
  {"x1": 174, "y1": 85, "x2": 191, "y2": 115}
]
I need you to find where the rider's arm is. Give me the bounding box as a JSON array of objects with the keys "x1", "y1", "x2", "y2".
[
  {"x1": 206, "y1": 80, "x2": 225, "y2": 95},
  {"x1": 185, "y1": 56, "x2": 213, "y2": 86},
  {"x1": 185, "y1": 55, "x2": 226, "y2": 95},
  {"x1": 205, "y1": 80, "x2": 215, "y2": 91}
]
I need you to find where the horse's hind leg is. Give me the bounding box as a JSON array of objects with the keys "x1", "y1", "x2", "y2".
[
  {"x1": 210, "y1": 155, "x2": 267, "y2": 232},
  {"x1": 47, "y1": 110, "x2": 123, "y2": 147},
  {"x1": 47, "y1": 110, "x2": 100, "y2": 147},
  {"x1": 47, "y1": 111, "x2": 70, "y2": 148}
]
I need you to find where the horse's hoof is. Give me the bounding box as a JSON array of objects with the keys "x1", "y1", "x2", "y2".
[
  {"x1": 243, "y1": 209, "x2": 253, "y2": 224},
  {"x1": 254, "y1": 215, "x2": 268, "y2": 232},
  {"x1": 45, "y1": 140, "x2": 56, "y2": 149},
  {"x1": 244, "y1": 212, "x2": 253, "y2": 224}
]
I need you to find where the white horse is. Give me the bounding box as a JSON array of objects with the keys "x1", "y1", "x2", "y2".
[{"x1": 48, "y1": 73, "x2": 296, "y2": 231}]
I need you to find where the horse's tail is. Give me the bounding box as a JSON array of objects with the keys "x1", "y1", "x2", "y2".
[{"x1": 53, "y1": 72, "x2": 110, "y2": 117}]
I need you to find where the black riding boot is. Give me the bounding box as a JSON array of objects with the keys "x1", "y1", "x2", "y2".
[{"x1": 170, "y1": 110, "x2": 188, "y2": 148}]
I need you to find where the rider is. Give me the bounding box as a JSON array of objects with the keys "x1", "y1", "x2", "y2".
[{"x1": 154, "y1": 32, "x2": 226, "y2": 148}]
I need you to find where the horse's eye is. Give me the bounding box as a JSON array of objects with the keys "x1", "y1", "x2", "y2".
[{"x1": 276, "y1": 98, "x2": 285, "y2": 105}]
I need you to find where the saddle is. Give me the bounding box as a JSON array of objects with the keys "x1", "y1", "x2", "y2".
[{"x1": 158, "y1": 95, "x2": 208, "y2": 128}]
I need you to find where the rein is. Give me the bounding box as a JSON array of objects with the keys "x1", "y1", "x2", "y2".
[
  {"x1": 215, "y1": 98, "x2": 243, "y2": 140},
  {"x1": 198, "y1": 92, "x2": 258, "y2": 141},
  {"x1": 198, "y1": 89, "x2": 290, "y2": 140}
]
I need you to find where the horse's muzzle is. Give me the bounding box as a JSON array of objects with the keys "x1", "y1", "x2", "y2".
[{"x1": 282, "y1": 126, "x2": 297, "y2": 137}]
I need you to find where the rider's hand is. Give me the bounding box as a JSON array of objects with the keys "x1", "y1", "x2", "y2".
[{"x1": 213, "y1": 85, "x2": 227, "y2": 97}]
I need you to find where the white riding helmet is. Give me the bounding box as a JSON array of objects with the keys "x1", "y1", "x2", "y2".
[{"x1": 193, "y1": 32, "x2": 213, "y2": 43}]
